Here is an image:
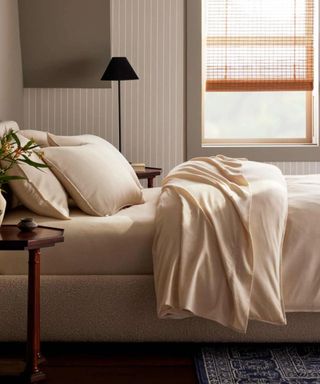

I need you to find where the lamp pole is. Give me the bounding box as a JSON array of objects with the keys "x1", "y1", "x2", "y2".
[{"x1": 118, "y1": 80, "x2": 122, "y2": 153}]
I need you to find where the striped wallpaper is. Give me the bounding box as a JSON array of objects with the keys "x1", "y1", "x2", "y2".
[
  {"x1": 23, "y1": 0, "x2": 320, "y2": 179},
  {"x1": 23, "y1": 0, "x2": 185, "y2": 184}
]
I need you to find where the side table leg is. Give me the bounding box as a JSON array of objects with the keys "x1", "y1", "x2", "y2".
[
  {"x1": 148, "y1": 177, "x2": 154, "y2": 188},
  {"x1": 22, "y1": 248, "x2": 46, "y2": 383}
]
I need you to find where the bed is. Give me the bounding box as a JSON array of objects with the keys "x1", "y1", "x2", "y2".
[{"x1": 1, "y1": 174, "x2": 320, "y2": 342}]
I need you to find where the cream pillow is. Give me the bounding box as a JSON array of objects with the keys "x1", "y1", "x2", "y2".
[
  {"x1": 0, "y1": 121, "x2": 19, "y2": 136},
  {"x1": 6, "y1": 134, "x2": 70, "y2": 220},
  {"x1": 48, "y1": 132, "x2": 106, "y2": 147},
  {"x1": 47, "y1": 132, "x2": 142, "y2": 191},
  {"x1": 20, "y1": 130, "x2": 49, "y2": 147},
  {"x1": 42, "y1": 143, "x2": 144, "y2": 216}
]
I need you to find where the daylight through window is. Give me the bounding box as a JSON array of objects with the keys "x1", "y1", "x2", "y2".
[{"x1": 203, "y1": 0, "x2": 315, "y2": 145}]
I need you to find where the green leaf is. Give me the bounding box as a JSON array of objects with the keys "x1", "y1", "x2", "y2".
[
  {"x1": 20, "y1": 155, "x2": 47, "y2": 168},
  {"x1": 11, "y1": 132, "x2": 21, "y2": 148},
  {"x1": 23, "y1": 140, "x2": 39, "y2": 151},
  {"x1": 0, "y1": 175, "x2": 25, "y2": 183}
]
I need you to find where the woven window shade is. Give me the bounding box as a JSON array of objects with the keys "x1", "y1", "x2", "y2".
[{"x1": 206, "y1": 0, "x2": 314, "y2": 92}]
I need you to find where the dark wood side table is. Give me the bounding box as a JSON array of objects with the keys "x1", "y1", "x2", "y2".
[
  {"x1": 135, "y1": 167, "x2": 162, "y2": 188},
  {"x1": 0, "y1": 225, "x2": 64, "y2": 383}
]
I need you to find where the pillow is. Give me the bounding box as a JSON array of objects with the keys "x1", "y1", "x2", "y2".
[
  {"x1": 47, "y1": 132, "x2": 142, "y2": 191},
  {"x1": 0, "y1": 121, "x2": 19, "y2": 137},
  {"x1": 5, "y1": 133, "x2": 70, "y2": 220},
  {"x1": 42, "y1": 143, "x2": 144, "y2": 216},
  {"x1": 48, "y1": 132, "x2": 108, "y2": 147},
  {"x1": 1, "y1": 184, "x2": 20, "y2": 210},
  {"x1": 0, "y1": 122, "x2": 21, "y2": 209},
  {"x1": 20, "y1": 130, "x2": 49, "y2": 147}
]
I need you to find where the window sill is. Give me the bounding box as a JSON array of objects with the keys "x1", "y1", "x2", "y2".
[
  {"x1": 202, "y1": 143, "x2": 318, "y2": 149},
  {"x1": 188, "y1": 142, "x2": 320, "y2": 162}
]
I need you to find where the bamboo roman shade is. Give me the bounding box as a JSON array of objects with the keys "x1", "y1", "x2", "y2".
[{"x1": 206, "y1": 0, "x2": 314, "y2": 92}]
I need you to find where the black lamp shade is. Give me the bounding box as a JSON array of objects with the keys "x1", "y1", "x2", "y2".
[{"x1": 101, "y1": 57, "x2": 139, "y2": 81}]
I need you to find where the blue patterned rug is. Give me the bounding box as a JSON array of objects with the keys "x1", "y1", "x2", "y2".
[{"x1": 195, "y1": 344, "x2": 320, "y2": 384}]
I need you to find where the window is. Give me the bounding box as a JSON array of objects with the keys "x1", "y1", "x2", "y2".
[{"x1": 203, "y1": 0, "x2": 316, "y2": 145}]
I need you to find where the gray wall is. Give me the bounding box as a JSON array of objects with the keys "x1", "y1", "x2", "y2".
[
  {"x1": 19, "y1": 0, "x2": 111, "y2": 88},
  {"x1": 0, "y1": 0, "x2": 23, "y2": 125}
]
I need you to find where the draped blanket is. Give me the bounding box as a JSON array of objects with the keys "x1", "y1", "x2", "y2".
[{"x1": 153, "y1": 156, "x2": 288, "y2": 332}]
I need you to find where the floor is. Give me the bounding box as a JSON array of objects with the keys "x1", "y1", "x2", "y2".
[{"x1": 0, "y1": 343, "x2": 198, "y2": 384}]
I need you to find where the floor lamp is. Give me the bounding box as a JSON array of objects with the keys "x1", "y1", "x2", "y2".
[{"x1": 101, "y1": 57, "x2": 139, "y2": 153}]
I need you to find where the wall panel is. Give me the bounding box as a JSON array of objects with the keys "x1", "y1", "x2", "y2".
[{"x1": 23, "y1": 0, "x2": 185, "y2": 182}]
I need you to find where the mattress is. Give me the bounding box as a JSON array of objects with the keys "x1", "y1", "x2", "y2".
[
  {"x1": 1, "y1": 175, "x2": 320, "y2": 313},
  {"x1": 0, "y1": 188, "x2": 160, "y2": 275},
  {"x1": 283, "y1": 175, "x2": 320, "y2": 312}
]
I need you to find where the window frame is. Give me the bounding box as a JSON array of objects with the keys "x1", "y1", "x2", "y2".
[{"x1": 186, "y1": 0, "x2": 320, "y2": 161}]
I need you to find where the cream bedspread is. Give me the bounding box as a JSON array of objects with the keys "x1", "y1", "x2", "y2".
[{"x1": 153, "y1": 156, "x2": 288, "y2": 332}]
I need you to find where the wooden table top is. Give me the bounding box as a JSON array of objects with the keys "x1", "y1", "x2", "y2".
[{"x1": 0, "y1": 225, "x2": 64, "y2": 251}]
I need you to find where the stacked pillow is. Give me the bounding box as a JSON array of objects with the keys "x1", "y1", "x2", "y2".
[
  {"x1": 2, "y1": 128, "x2": 70, "y2": 220},
  {"x1": 42, "y1": 134, "x2": 144, "y2": 216},
  {"x1": 0, "y1": 121, "x2": 20, "y2": 137},
  {"x1": 3, "y1": 126, "x2": 144, "y2": 218},
  {"x1": 20, "y1": 130, "x2": 49, "y2": 147}
]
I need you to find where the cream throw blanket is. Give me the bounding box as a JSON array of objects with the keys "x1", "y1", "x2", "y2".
[{"x1": 153, "y1": 156, "x2": 287, "y2": 332}]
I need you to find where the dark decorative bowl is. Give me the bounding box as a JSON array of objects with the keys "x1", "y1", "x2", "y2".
[{"x1": 17, "y1": 218, "x2": 38, "y2": 232}]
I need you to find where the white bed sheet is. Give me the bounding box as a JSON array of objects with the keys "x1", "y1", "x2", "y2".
[
  {"x1": 1, "y1": 175, "x2": 320, "y2": 313},
  {"x1": 283, "y1": 175, "x2": 320, "y2": 312},
  {"x1": 0, "y1": 188, "x2": 160, "y2": 276}
]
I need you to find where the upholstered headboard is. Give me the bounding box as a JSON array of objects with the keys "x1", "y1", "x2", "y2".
[{"x1": 0, "y1": 121, "x2": 20, "y2": 137}]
